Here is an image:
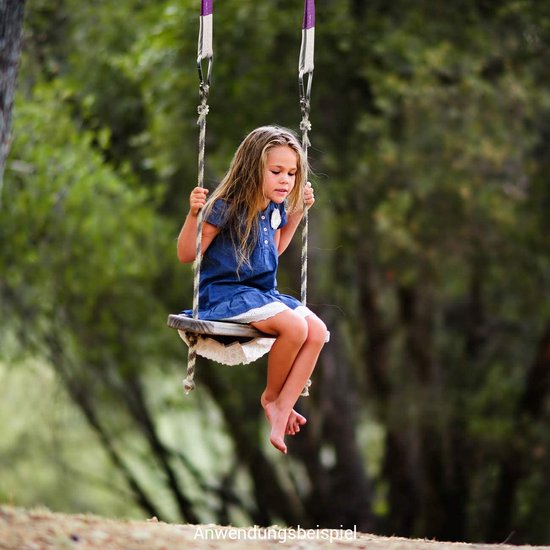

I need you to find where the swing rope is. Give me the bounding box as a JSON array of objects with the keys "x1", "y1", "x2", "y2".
[
  {"x1": 299, "y1": 0, "x2": 315, "y2": 308},
  {"x1": 183, "y1": 0, "x2": 213, "y2": 394},
  {"x1": 182, "y1": 0, "x2": 316, "y2": 394},
  {"x1": 297, "y1": 0, "x2": 315, "y2": 396}
]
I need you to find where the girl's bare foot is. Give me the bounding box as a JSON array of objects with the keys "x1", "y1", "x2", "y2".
[
  {"x1": 287, "y1": 410, "x2": 307, "y2": 435},
  {"x1": 261, "y1": 393, "x2": 306, "y2": 435},
  {"x1": 263, "y1": 401, "x2": 289, "y2": 454}
]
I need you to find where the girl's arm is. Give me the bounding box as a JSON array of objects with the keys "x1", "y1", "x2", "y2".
[
  {"x1": 177, "y1": 187, "x2": 220, "y2": 263},
  {"x1": 276, "y1": 182, "x2": 315, "y2": 255}
]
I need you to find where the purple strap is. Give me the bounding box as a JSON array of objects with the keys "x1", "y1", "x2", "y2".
[
  {"x1": 198, "y1": 0, "x2": 213, "y2": 63},
  {"x1": 302, "y1": 0, "x2": 315, "y2": 30},
  {"x1": 201, "y1": 0, "x2": 213, "y2": 16}
]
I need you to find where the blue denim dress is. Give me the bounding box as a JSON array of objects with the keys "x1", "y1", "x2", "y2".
[{"x1": 189, "y1": 198, "x2": 303, "y2": 321}]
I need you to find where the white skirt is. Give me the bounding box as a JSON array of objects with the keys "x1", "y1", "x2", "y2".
[{"x1": 178, "y1": 303, "x2": 312, "y2": 365}]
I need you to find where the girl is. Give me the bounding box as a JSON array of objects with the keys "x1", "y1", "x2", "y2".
[{"x1": 177, "y1": 125, "x2": 327, "y2": 454}]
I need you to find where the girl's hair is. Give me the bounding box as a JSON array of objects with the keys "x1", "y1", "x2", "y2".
[{"x1": 204, "y1": 125, "x2": 308, "y2": 268}]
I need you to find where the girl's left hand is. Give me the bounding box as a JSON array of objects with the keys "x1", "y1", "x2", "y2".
[{"x1": 304, "y1": 181, "x2": 315, "y2": 209}]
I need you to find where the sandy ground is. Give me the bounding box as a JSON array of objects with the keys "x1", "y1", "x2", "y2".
[{"x1": 1, "y1": 506, "x2": 549, "y2": 550}]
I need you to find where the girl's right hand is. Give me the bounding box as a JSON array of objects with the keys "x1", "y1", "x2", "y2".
[{"x1": 189, "y1": 186, "x2": 209, "y2": 216}]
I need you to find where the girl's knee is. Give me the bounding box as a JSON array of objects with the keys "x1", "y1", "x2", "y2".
[
  {"x1": 306, "y1": 315, "x2": 328, "y2": 347},
  {"x1": 287, "y1": 313, "x2": 308, "y2": 344}
]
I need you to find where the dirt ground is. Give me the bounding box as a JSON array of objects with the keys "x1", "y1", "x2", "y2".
[{"x1": 1, "y1": 506, "x2": 549, "y2": 550}]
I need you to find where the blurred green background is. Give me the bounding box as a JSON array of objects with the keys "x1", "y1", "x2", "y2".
[{"x1": 2, "y1": 0, "x2": 550, "y2": 545}]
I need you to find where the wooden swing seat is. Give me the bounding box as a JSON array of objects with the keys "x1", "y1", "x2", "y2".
[
  {"x1": 167, "y1": 313, "x2": 330, "y2": 342},
  {"x1": 167, "y1": 314, "x2": 272, "y2": 339}
]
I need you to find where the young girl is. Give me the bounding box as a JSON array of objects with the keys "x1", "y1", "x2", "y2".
[{"x1": 177, "y1": 125, "x2": 327, "y2": 454}]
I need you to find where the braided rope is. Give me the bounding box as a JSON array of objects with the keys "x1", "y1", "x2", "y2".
[
  {"x1": 298, "y1": 1, "x2": 315, "y2": 397},
  {"x1": 300, "y1": 95, "x2": 312, "y2": 397},
  {"x1": 183, "y1": 332, "x2": 199, "y2": 394},
  {"x1": 300, "y1": 104, "x2": 311, "y2": 307},
  {"x1": 183, "y1": 82, "x2": 210, "y2": 394},
  {"x1": 193, "y1": 83, "x2": 209, "y2": 318}
]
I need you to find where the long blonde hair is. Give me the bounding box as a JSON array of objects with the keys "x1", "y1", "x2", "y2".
[{"x1": 204, "y1": 126, "x2": 307, "y2": 268}]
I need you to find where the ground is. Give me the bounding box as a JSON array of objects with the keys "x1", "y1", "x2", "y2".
[{"x1": 1, "y1": 506, "x2": 549, "y2": 550}]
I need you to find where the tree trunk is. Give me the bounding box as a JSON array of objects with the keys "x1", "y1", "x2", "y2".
[
  {"x1": 488, "y1": 322, "x2": 550, "y2": 542},
  {"x1": 384, "y1": 284, "x2": 469, "y2": 541},
  {"x1": 0, "y1": 0, "x2": 26, "y2": 200},
  {"x1": 44, "y1": 331, "x2": 162, "y2": 520},
  {"x1": 121, "y1": 373, "x2": 201, "y2": 524},
  {"x1": 357, "y1": 239, "x2": 392, "y2": 402}
]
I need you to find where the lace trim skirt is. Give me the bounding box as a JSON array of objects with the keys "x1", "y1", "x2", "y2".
[{"x1": 178, "y1": 303, "x2": 312, "y2": 365}]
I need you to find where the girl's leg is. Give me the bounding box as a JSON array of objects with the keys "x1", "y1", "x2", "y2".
[
  {"x1": 252, "y1": 312, "x2": 327, "y2": 453},
  {"x1": 253, "y1": 309, "x2": 308, "y2": 441},
  {"x1": 266, "y1": 314, "x2": 326, "y2": 452},
  {"x1": 253, "y1": 310, "x2": 308, "y2": 401}
]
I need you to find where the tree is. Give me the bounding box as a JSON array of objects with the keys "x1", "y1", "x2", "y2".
[{"x1": 0, "y1": 0, "x2": 26, "y2": 201}]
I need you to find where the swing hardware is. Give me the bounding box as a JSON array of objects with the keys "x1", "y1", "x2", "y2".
[
  {"x1": 197, "y1": 58, "x2": 212, "y2": 89},
  {"x1": 197, "y1": 0, "x2": 213, "y2": 85},
  {"x1": 299, "y1": 72, "x2": 313, "y2": 105}
]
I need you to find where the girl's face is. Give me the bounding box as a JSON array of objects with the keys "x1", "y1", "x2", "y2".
[{"x1": 262, "y1": 145, "x2": 298, "y2": 208}]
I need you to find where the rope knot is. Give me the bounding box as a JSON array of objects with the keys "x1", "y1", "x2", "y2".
[
  {"x1": 183, "y1": 378, "x2": 196, "y2": 394},
  {"x1": 197, "y1": 103, "x2": 210, "y2": 116},
  {"x1": 300, "y1": 119, "x2": 312, "y2": 133},
  {"x1": 197, "y1": 103, "x2": 210, "y2": 125},
  {"x1": 300, "y1": 379, "x2": 312, "y2": 397},
  {"x1": 300, "y1": 116, "x2": 312, "y2": 148}
]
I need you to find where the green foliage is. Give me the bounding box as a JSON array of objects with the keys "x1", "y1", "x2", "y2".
[{"x1": 2, "y1": 81, "x2": 173, "y2": 364}]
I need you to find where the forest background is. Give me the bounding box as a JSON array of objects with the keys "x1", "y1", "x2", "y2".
[{"x1": 2, "y1": 0, "x2": 550, "y2": 546}]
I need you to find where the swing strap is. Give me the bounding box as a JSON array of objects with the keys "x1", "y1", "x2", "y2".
[{"x1": 197, "y1": 0, "x2": 213, "y2": 64}]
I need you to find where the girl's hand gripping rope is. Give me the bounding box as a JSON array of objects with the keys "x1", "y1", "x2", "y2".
[
  {"x1": 189, "y1": 186, "x2": 209, "y2": 216},
  {"x1": 304, "y1": 181, "x2": 315, "y2": 209}
]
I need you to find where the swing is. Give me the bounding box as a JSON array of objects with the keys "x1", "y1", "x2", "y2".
[{"x1": 167, "y1": 0, "x2": 319, "y2": 393}]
